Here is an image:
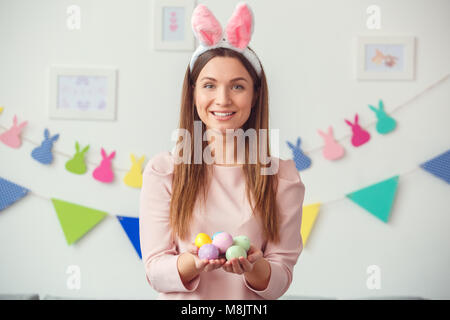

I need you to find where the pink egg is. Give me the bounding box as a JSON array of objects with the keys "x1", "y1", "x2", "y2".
[
  {"x1": 198, "y1": 244, "x2": 219, "y2": 260},
  {"x1": 212, "y1": 232, "x2": 234, "y2": 254}
]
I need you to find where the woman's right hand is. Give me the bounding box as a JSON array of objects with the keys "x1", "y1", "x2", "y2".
[
  {"x1": 177, "y1": 243, "x2": 226, "y2": 286},
  {"x1": 187, "y1": 243, "x2": 226, "y2": 272}
]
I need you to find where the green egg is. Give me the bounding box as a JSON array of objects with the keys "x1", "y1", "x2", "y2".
[
  {"x1": 233, "y1": 235, "x2": 250, "y2": 251},
  {"x1": 226, "y1": 245, "x2": 247, "y2": 261}
]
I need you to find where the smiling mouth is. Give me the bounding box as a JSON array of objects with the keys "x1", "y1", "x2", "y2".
[
  {"x1": 210, "y1": 111, "x2": 236, "y2": 121},
  {"x1": 211, "y1": 111, "x2": 236, "y2": 116}
]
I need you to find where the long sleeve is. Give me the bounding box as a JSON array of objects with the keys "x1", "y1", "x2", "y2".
[
  {"x1": 244, "y1": 159, "x2": 305, "y2": 299},
  {"x1": 139, "y1": 151, "x2": 200, "y2": 293}
]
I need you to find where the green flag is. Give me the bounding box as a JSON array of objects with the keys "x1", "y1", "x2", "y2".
[
  {"x1": 346, "y1": 176, "x2": 399, "y2": 223},
  {"x1": 51, "y1": 198, "x2": 107, "y2": 245}
]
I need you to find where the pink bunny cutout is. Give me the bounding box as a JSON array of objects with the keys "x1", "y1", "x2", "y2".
[
  {"x1": 0, "y1": 115, "x2": 28, "y2": 148},
  {"x1": 318, "y1": 126, "x2": 345, "y2": 160},
  {"x1": 192, "y1": 2, "x2": 253, "y2": 49},
  {"x1": 92, "y1": 148, "x2": 115, "y2": 183},
  {"x1": 345, "y1": 113, "x2": 371, "y2": 147}
]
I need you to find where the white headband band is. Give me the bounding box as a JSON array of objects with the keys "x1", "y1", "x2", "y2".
[{"x1": 189, "y1": 2, "x2": 262, "y2": 77}]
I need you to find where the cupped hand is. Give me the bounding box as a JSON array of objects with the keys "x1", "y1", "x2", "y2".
[
  {"x1": 222, "y1": 245, "x2": 263, "y2": 275},
  {"x1": 188, "y1": 243, "x2": 226, "y2": 273}
]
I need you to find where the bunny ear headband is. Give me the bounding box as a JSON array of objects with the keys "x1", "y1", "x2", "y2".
[{"x1": 189, "y1": 2, "x2": 262, "y2": 77}]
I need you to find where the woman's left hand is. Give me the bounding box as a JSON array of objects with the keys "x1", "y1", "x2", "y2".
[{"x1": 222, "y1": 245, "x2": 263, "y2": 275}]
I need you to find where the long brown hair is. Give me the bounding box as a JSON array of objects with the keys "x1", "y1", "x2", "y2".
[{"x1": 170, "y1": 47, "x2": 280, "y2": 243}]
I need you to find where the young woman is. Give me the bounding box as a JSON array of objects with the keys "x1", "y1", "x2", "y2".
[{"x1": 139, "y1": 3, "x2": 305, "y2": 300}]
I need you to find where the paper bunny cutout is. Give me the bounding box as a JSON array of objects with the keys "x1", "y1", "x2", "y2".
[
  {"x1": 31, "y1": 128, "x2": 59, "y2": 165},
  {"x1": 368, "y1": 100, "x2": 397, "y2": 135},
  {"x1": 287, "y1": 137, "x2": 311, "y2": 171},
  {"x1": 93, "y1": 148, "x2": 115, "y2": 183},
  {"x1": 65, "y1": 142, "x2": 90, "y2": 174},
  {"x1": 345, "y1": 114, "x2": 371, "y2": 147},
  {"x1": 123, "y1": 154, "x2": 145, "y2": 188},
  {"x1": 318, "y1": 126, "x2": 345, "y2": 161},
  {"x1": 0, "y1": 115, "x2": 28, "y2": 148}
]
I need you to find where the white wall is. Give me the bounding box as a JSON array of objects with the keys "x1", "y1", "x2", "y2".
[{"x1": 0, "y1": 0, "x2": 449, "y2": 299}]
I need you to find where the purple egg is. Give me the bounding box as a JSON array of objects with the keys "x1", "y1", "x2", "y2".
[
  {"x1": 198, "y1": 244, "x2": 219, "y2": 260},
  {"x1": 212, "y1": 232, "x2": 234, "y2": 254}
]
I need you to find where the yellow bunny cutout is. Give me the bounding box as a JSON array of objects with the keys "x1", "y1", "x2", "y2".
[{"x1": 123, "y1": 154, "x2": 145, "y2": 188}]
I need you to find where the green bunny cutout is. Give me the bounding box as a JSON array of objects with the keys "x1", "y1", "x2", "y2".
[
  {"x1": 65, "y1": 141, "x2": 90, "y2": 174},
  {"x1": 369, "y1": 99, "x2": 397, "y2": 134}
]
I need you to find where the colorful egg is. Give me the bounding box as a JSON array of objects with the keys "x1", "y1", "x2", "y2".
[
  {"x1": 233, "y1": 235, "x2": 250, "y2": 251},
  {"x1": 226, "y1": 245, "x2": 247, "y2": 261},
  {"x1": 212, "y1": 232, "x2": 234, "y2": 254},
  {"x1": 198, "y1": 244, "x2": 219, "y2": 260},
  {"x1": 195, "y1": 233, "x2": 212, "y2": 248},
  {"x1": 212, "y1": 231, "x2": 223, "y2": 240}
]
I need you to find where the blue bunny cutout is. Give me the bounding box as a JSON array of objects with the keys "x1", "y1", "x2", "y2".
[
  {"x1": 287, "y1": 137, "x2": 311, "y2": 171},
  {"x1": 31, "y1": 128, "x2": 59, "y2": 165}
]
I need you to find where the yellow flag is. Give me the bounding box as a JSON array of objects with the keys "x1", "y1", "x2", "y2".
[{"x1": 301, "y1": 203, "x2": 321, "y2": 247}]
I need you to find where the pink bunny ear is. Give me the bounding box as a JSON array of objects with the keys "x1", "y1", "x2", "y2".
[
  {"x1": 191, "y1": 4, "x2": 223, "y2": 47},
  {"x1": 18, "y1": 121, "x2": 28, "y2": 130},
  {"x1": 101, "y1": 148, "x2": 107, "y2": 158},
  {"x1": 108, "y1": 151, "x2": 116, "y2": 159},
  {"x1": 225, "y1": 2, "x2": 254, "y2": 49}
]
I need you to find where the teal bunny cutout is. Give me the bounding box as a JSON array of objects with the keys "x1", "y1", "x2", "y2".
[{"x1": 369, "y1": 100, "x2": 397, "y2": 134}]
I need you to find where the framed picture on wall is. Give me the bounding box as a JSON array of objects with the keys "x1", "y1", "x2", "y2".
[
  {"x1": 356, "y1": 36, "x2": 416, "y2": 80},
  {"x1": 48, "y1": 66, "x2": 118, "y2": 121},
  {"x1": 153, "y1": 0, "x2": 196, "y2": 51}
]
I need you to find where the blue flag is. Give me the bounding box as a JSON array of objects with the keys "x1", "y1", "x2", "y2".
[
  {"x1": 117, "y1": 215, "x2": 141, "y2": 259},
  {"x1": 0, "y1": 177, "x2": 29, "y2": 211},
  {"x1": 420, "y1": 150, "x2": 450, "y2": 184}
]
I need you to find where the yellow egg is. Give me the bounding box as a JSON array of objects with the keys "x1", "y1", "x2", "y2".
[{"x1": 195, "y1": 233, "x2": 212, "y2": 248}]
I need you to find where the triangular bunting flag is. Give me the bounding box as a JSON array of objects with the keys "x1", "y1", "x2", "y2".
[
  {"x1": 51, "y1": 198, "x2": 107, "y2": 245},
  {"x1": 346, "y1": 176, "x2": 399, "y2": 223},
  {"x1": 0, "y1": 177, "x2": 29, "y2": 211},
  {"x1": 420, "y1": 150, "x2": 450, "y2": 184},
  {"x1": 117, "y1": 215, "x2": 141, "y2": 259},
  {"x1": 301, "y1": 203, "x2": 320, "y2": 247}
]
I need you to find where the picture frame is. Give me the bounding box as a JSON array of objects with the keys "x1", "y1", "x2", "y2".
[
  {"x1": 355, "y1": 36, "x2": 416, "y2": 80},
  {"x1": 153, "y1": 0, "x2": 196, "y2": 51},
  {"x1": 48, "y1": 66, "x2": 118, "y2": 121}
]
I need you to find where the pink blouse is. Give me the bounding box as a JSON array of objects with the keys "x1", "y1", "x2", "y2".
[{"x1": 139, "y1": 151, "x2": 305, "y2": 300}]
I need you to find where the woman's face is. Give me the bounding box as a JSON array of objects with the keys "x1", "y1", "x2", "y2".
[{"x1": 193, "y1": 57, "x2": 255, "y2": 133}]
